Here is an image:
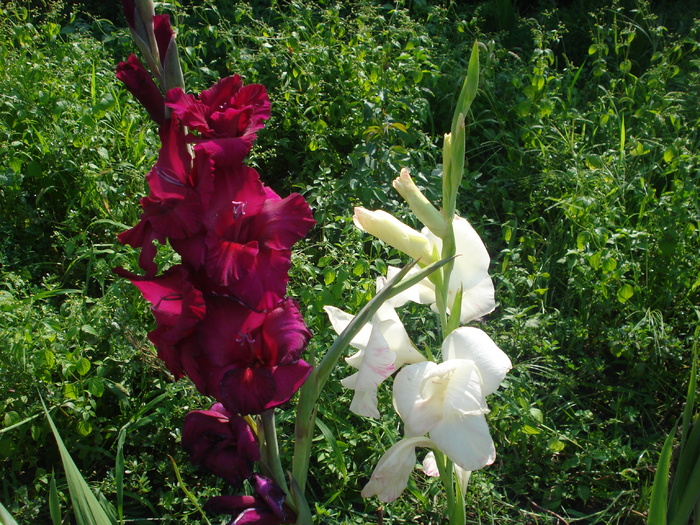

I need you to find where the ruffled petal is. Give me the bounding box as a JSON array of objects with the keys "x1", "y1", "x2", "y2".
[
  {"x1": 429, "y1": 413, "x2": 496, "y2": 472},
  {"x1": 442, "y1": 327, "x2": 512, "y2": 396}
]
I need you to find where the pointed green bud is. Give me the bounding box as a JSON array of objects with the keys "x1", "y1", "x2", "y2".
[
  {"x1": 393, "y1": 168, "x2": 448, "y2": 238},
  {"x1": 451, "y1": 40, "x2": 480, "y2": 137},
  {"x1": 161, "y1": 30, "x2": 185, "y2": 92},
  {"x1": 124, "y1": 0, "x2": 162, "y2": 81}
]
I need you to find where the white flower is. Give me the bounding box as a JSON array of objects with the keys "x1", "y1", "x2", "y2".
[
  {"x1": 368, "y1": 215, "x2": 495, "y2": 324},
  {"x1": 392, "y1": 327, "x2": 511, "y2": 471},
  {"x1": 324, "y1": 300, "x2": 425, "y2": 418},
  {"x1": 361, "y1": 436, "x2": 435, "y2": 502},
  {"x1": 425, "y1": 215, "x2": 495, "y2": 323}
]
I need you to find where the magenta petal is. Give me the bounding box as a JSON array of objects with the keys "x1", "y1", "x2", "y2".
[
  {"x1": 205, "y1": 495, "x2": 258, "y2": 515},
  {"x1": 166, "y1": 88, "x2": 213, "y2": 133},
  {"x1": 182, "y1": 406, "x2": 260, "y2": 487},
  {"x1": 252, "y1": 475, "x2": 287, "y2": 520},
  {"x1": 153, "y1": 14, "x2": 174, "y2": 67},
  {"x1": 199, "y1": 75, "x2": 244, "y2": 110},
  {"x1": 117, "y1": 265, "x2": 205, "y2": 337},
  {"x1": 254, "y1": 193, "x2": 316, "y2": 252},
  {"x1": 147, "y1": 326, "x2": 184, "y2": 378},
  {"x1": 220, "y1": 367, "x2": 275, "y2": 415},
  {"x1": 267, "y1": 361, "x2": 313, "y2": 409},
  {"x1": 261, "y1": 299, "x2": 312, "y2": 365},
  {"x1": 117, "y1": 219, "x2": 162, "y2": 276},
  {"x1": 192, "y1": 136, "x2": 254, "y2": 167},
  {"x1": 116, "y1": 54, "x2": 165, "y2": 124},
  {"x1": 233, "y1": 508, "x2": 285, "y2": 525}
]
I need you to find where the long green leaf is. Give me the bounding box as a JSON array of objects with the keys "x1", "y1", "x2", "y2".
[
  {"x1": 648, "y1": 430, "x2": 674, "y2": 525},
  {"x1": 315, "y1": 417, "x2": 347, "y2": 477},
  {"x1": 41, "y1": 398, "x2": 116, "y2": 525},
  {"x1": 668, "y1": 416, "x2": 700, "y2": 525},
  {"x1": 49, "y1": 472, "x2": 61, "y2": 525},
  {"x1": 0, "y1": 502, "x2": 19, "y2": 525},
  {"x1": 668, "y1": 327, "x2": 699, "y2": 519},
  {"x1": 116, "y1": 426, "x2": 128, "y2": 525}
]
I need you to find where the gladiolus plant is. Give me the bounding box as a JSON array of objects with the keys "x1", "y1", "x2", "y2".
[{"x1": 115, "y1": 2, "x2": 509, "y2": 523}]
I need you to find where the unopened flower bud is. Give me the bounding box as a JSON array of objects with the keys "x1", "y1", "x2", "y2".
[
  {"x1": 353, "y1": 208, "x2": 434, "y2": 263},
  {"x1": 393, "y1": 168, "x2": 448, "y2": 238}
]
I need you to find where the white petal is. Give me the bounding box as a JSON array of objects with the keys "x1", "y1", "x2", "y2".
[
  {"x1": 323, "y1": 305, "x2": 372, "y2": 352},
  {"x1": 345, "y1": 322, "x2": 397, "y2": 418},
  {"x1": 454, "y1": 465, "x2": 471, "y2": 496},
  {"x1": 442, "y1": 359, "x2": 488, "y2": 416},
  {"x1": 443, "y1": 327, "x2": 512, "y2": 396},
  {"x1": 384, "y1": 265, "x2": 436, "y2": 307},
  {"x1": 340, "y1": 371, "x2": 358, "y2": 389},
  {"x1": 430, "y1": 413, "x2": 496, "y2": 472},
  {"x1": 374, "y1": 306, "x2": 425, "y2": 367},
  {"x1": 458, "y1": 274, "x2": 496, "y2": 324},
  {"x1": 353, "y1": 208, "x2": 434, "y2": 262},
  {"x1": 349, "y1": 389, "x2": 380, "y2": 419},
  {"x1": 393, "y1": 362, "x2": 442, "y2": 436},
  {"x1": 361, "y1": 436, "x2": 434, "y2": 502},
  {"x1": 345, "y1": 348, "x2": 365, "y2": 369},
  {"x1": 423, "y1": 215, "x2": 496, "y2": 323},
  {"x1": 422, "y1": 451, "x2": 440, "y2": 477}
]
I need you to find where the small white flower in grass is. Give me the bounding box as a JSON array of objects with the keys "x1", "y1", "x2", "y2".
[
  {"x1": 393, "y1": 327, "x2": 511, "y2": 471},
  {"x1": 324, "y1": 299, "x2": 425, "y2": 418}
]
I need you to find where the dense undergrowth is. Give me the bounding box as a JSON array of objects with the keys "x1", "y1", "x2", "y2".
[{"x1": 1, "y1": 0, "x2": 698, "y2": 523}]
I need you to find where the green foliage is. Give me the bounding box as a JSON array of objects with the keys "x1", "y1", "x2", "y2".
[{"x1": 1, "y1": 0, "x2": 700, "y2": 523}]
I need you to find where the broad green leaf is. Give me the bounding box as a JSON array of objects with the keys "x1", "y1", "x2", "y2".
[{"x1": 616, "y1": 284, "x2": 634, "y2": 303}]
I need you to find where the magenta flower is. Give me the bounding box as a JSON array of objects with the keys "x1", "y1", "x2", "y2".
[
  {"x1": 117, "y1": 118, "x2": 205, "y2": 275},
  {"x1": 116, "y1": 54, "x2": 165, "y2": 125},
  {"x1": 182, "y1": 403, "x2": 260, "y2": 488},
  {"x1": 178, "y1": 297, "x2": 312, "y2": 415},
  {"x1": 206, "y1": 475, "x2": 293, "y2": 525},
  {"x1": 166, "y1": 160, "x2": 314, "y2": 310},
  {"x1": 203, "y1": 175, "x2": 315, "y2": 309},
  {"x1": 113, "y1": 265, "x2": 205, "y2": 378},
  {"x1": 167, "y1": 75, "x2": 270, "y2": 139}
]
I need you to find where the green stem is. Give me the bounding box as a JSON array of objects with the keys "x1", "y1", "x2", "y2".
[
  {"x1": 434, "y1": 451, "x2": 466, "y2": 525},
  {"x1": 260, "y1": 410, "x2": 291, "y2": 501}
]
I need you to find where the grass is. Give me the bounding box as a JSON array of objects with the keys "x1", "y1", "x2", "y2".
[{"x1": 1, "y1": 0, "x2": 699, "y2": 522}]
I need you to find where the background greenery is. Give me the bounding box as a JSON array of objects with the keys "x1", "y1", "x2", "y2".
[{"x1": 1, "y1": 0, "x2": 698, "y2": 522}]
